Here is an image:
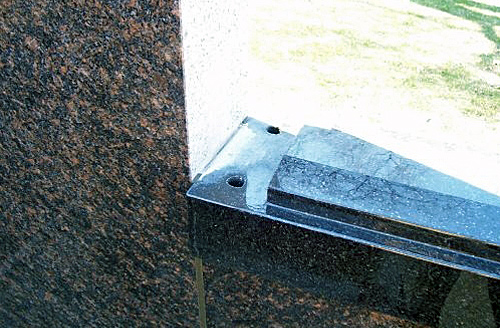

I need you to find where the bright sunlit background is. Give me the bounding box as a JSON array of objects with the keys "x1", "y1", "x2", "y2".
[{"x1": 245, "y1": 0, "x2": 500, "y2": 197}]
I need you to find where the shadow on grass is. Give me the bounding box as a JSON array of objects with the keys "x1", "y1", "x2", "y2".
[{"x1": 411, "y1": 0, "x2": 500, "y2": 47}]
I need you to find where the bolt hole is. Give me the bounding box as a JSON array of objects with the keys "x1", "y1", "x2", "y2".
[
  {"x1": 227, "y1": 176, "x2": 245, "y2": 188},
  {"x1": 267, "y1": 126, "x2": 280, "y2": 134}
]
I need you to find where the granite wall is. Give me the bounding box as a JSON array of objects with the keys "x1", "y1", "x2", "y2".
[{"x1": 0, "y1": 0, "x2": 196, "y2": 326}]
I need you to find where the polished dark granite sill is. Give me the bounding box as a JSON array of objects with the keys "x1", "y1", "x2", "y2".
[{"x1": 188, "y1": 117, "x2": 500, "y2": 326}]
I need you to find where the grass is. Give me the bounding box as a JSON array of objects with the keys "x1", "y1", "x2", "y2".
[
  {"x1": 250, "y1": 0, "x2": 500, "y2": 120},
  {"x1": 411, "y1": 0, "x2": 500, "y2": 45},
  {"x1": 404, "y1": 64, "x2": 500, "y2": 117}
]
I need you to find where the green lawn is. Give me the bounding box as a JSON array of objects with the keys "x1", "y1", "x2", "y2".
[{"x1": 251, "y1": 0, "x2": 500, "y2": 120}]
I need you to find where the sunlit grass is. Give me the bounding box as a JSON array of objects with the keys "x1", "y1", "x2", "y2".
[
  {"x1": 250, "y1": 0, "x2": 500, "y2": 120},
  {"x1": 404, "y1": 64, "x2": 500, "y2": 118}
]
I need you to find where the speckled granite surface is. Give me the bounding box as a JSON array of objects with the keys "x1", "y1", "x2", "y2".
[{"x1": 0, "y1": 1, "x2": 195, "y2": 326}]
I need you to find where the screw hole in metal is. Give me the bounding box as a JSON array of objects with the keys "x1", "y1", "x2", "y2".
[
  {"x1": 266, "y1": 126, "x2": 280, "y2": 134},
  {"x1": 227, "y1": 176, "x2": 245, "y2": 188}
]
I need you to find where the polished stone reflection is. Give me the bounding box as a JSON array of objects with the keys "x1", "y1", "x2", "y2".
[
  {"x1": 188, "y1": 118, "x2": 500, "y2": 327},
  {"x1": 286, "y1": 126, "x2": 500, "y2": 207}
]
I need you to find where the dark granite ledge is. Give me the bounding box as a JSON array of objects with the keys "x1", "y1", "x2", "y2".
[{"x1": 188, "y1": 118, "x2": 500, "y2": 327}]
